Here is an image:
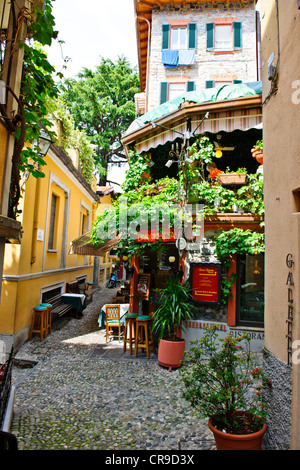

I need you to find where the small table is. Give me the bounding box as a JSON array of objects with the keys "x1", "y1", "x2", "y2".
[
  {"x1": 62, "y1": 293, "x2": 87, "y2": 315},
  {"x1": 98, "y1": 303, "x2": 130, "y2": 328}
]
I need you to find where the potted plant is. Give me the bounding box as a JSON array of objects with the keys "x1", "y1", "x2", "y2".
[
  {"x1": 180, "y1": 326, "x2": 272, "y2": 450},
  {"x1": 152, "y1": 275, "x2": 195, "y2": 371},
  {"x1": 218, "y1": 167, "x2": 247, "y2": 186},
  {"x1": 251, "y1": 140, "x2": 263, "y2": 165}
]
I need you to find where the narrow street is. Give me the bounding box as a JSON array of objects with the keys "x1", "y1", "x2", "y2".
[{"x1": 10, "y1": 287, "x2": 215, "y2": 451}]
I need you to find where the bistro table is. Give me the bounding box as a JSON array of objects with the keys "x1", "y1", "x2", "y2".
[
  {"x1": 62, "y1": 293, "x2": 86, "y2": 316},
  {"x1": 98, "y1": 303, "x2": 130, "y2": 328}
]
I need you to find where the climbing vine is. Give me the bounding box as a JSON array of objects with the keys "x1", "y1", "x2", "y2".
[{"x1": 0, "y1": 0, "x2": 59, "y2": 217}]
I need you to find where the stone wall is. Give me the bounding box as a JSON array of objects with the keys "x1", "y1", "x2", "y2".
[
  {"x1": 148, "y1": 1, "x2": 258, "y2": 110},
  {"x1": 263, "y1": 347, "x2": 292, "y2": 450}
]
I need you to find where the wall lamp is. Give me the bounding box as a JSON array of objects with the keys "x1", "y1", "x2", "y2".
[{"x1": 36, "y1": 129, "x2": 53, "y2": 157}]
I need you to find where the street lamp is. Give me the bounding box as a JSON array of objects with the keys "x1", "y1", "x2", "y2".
[{"x1": 36, "y1": 129, "x2": 53, "y2": 157}]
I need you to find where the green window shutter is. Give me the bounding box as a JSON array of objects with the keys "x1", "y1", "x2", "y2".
[
  {"x1": 206, "y1": 23, "x2": 215, "y2": 50},
  {"x1": 188, "y1": 23, "x2": 197, "y2": 49},
  {"x1": 233, "y1": 22, "x2": 242, "y2": 49},
  {"x1": 160, "y1": 82, "x2": 168, "y2": 104},
  {"x1": 233, "y1": 80, "x2": 242, "y2": 84},
  {"x1": 205, "y1": 80, "x2": 214, "y2": 89},
  {"x1": 187, "y1": 81, "x2": 195, "y2": 92},
  {"x1": 162, "y1": 24, "x2": 170, "y2": 50}
]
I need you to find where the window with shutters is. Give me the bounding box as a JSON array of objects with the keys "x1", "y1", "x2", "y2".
[
  {"x1": 160, "y1": 81, "x2": 195, "y2": 104},
  {"x1": 170, "y1": 26, "x2": 187, "y2": 50},
  {"x1": 206, "y1": 21, "x2": 242, "y2": 52},
  {"x1": 169, "y1": 83, "x2": 186, "y2": 101},
  {"x1": 162, "y1": 23, "x2": 196, "y2": 67}
]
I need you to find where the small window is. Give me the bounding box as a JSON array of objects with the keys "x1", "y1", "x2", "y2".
[
  {"x1": 215, "y1": 24, "x2": 232, "y2": 50},
  {"x1": 81, "y1": 213, "x2": 87, "y2": 235},
  {"x1": 169, "y1": 83, "x2": 186, "y2": 101},
  {"x1": 206, "y1": 22, "x2": 242, "y2": 52},
  {"x1": 160, "y1": 81, "x2": 195, "y2": 104},
  {"x1": 48, "y1": 193, "x2": 58, "y2": 250},
  {"x1": 171, "y1": 26, "x2": 187, "y2": 50}
]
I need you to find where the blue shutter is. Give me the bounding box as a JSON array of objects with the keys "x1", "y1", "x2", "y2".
[
  {"x1": 188, "y1": 23, "x2": 197, "y2": 49},
  {"x1": 160, "y1": 82, "x2": 168, "y2": 104},
  {"x1": 162, "y1": 24, "x2": 170, "y2": 50},
  {"x1": 233, "y1": 22, "x2": 242, "y2": 49},
  {"x1": 206, "y1": 23, "x2": 214, "y2": 50},
  {"x1": 187, "y1": 81, "x2": 195, "y2": 92},
  {"x1": 205, "y1": 80, "x2": 214, "y2": 89}
]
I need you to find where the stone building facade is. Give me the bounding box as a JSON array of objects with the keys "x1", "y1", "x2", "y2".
[{"x1": 147, "y1": 1, "x2": 259, "y2": 110}]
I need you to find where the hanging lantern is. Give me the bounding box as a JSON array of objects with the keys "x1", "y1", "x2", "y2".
[{"x1": 215, "y1": 149, "x2": 223, "y2": 159}]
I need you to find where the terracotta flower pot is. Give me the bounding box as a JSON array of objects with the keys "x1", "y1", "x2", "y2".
[
  {"x1": 251, "y1": 148, "x2": 263, "y2": 165},
  {"x1": 158, "y1": 338, "x2": 185, "y2": 371},
  {"x1": 208, "y1": 412, "x2": 267, "y2": 450}
]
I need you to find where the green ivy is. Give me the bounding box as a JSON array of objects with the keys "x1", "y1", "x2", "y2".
[
  {"x1": 214, "y1": 228, "x2": 265, "y2": 269},
  {"x1": 121, "y1": 150, "x2": 152, "y2": 192}
]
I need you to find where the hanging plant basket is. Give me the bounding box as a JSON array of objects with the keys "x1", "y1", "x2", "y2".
[
  {"x1": 219, "y1": 173, "x2": 247, "y2": 186},
  {"x1": 251, "y1": 148, "x2": 263, "y2": 165}
]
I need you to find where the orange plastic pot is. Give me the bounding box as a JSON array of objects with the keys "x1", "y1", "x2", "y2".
[
  {"x1": 158, "y1": 338, "x2": 185, "y2": 371},
  {"x1": 208, "y1": 412, "x2": 267, "y2": 450}
]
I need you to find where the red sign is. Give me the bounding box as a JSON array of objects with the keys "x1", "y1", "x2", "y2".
[{"x1": 191, "y1": 264, "x2": 220, "y2": 303}]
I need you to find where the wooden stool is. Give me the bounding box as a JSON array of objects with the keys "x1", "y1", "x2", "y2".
[
  {"x1": 123, "y1": 313, "x2": 138, "y2": 354},
  {"x1": 29, "y1": 306, "x2": 47, "y2": 342},
  {"x1": 135, "y1": 316, "x2": 156, "y2": 359},
  {"x1": 40, "y1": 302, "x2": 52, "y2": 335}
]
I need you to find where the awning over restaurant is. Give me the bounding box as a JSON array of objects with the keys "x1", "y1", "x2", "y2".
[
  {"x1": 122, "y1": 82, "x2": 262, "y2": 155},
  {"x1": 69, "y1": 229, "x2": 120, "y2": 256}
]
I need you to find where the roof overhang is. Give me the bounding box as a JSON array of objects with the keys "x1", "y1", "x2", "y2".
[
  {"x1": 122, "y1": 93, "x2": 262, "y2": 155},
  {"x1": 134, "y1": 0, "x2": 257, "y2": 91}
]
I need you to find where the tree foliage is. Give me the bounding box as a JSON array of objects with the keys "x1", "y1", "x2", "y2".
[{"x1": 60, "y1": 57, "x2": 140, "y2": 178}]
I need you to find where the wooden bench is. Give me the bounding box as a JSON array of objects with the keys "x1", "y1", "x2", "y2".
[{"x1": 47, "y1": 294, "x2": 74, "y2": 320}]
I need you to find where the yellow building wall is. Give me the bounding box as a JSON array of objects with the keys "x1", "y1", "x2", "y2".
[
  {"x1": 0, "y1": 146, "x2": 97, "y2": 345},
  {"x1": 0, "y1": 123, "x2": 8, "y2": 211}
]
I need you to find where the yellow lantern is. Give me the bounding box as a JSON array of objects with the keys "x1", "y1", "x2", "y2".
[
  {"x1": 169, "y1": 256, "x2": 175, "y2": 263},
  {"x1": 215, "y1": 149, "x2": 223, "y2": 159},
  {"x1": 123, "y1": 256, "x2": 128, "y2": 261}
]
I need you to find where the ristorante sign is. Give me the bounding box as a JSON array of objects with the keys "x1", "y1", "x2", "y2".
[{"x1": 190, "y1": 262, "x2": 221, "y2": 304}]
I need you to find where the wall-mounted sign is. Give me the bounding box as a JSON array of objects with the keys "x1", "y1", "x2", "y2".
[
  {"x1": 136, "y1": 273, "x2": 151, "y2": 300},
  {"x1": 190, "y1": 262, "x2": 221, "y2": 304},
  {"x1": 37, "y1": 229, "x2": 44, "y2": 241}
]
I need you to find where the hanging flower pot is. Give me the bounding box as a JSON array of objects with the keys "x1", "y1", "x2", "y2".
[{"x1": 251, "y1": 148, "x2": 263, "y2": 165}]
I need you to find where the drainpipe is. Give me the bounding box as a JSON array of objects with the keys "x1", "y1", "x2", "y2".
[{"x1": 136, "y1": 15, "x2": 150, "y2": 113}]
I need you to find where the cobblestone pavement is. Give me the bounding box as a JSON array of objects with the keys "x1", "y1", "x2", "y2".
[{"x1": 10, "y1": 287, "x2": 216, "y2": 451}]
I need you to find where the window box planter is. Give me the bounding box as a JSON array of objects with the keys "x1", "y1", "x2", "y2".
[{"x1": 218, "y1": 173, "x2": 247, "y2": 186}]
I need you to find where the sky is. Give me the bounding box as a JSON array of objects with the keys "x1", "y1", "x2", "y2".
[{"x1": 46, "y1": 0, "x2": 138, "y2": 78}]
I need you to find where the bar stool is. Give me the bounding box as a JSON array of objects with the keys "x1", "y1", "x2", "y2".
[
  {"x1": 123, "y1": 313, "x2": 138, "y2": 355},
  {"x1": 135, "y1": 315, "x2": 156, "y2": 359},
  {"x1": 40, "y1": 302, "x2": 52, "y2": 336},
  {"x1": 29, "y1": 306, "x2": 47, "y2": 342}
]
